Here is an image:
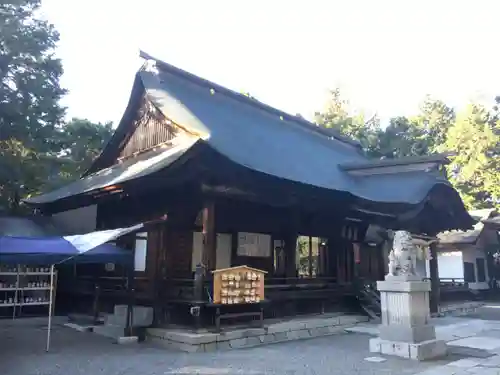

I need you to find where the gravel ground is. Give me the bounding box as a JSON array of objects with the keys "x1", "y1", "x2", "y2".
[{"x1": 0, "y1": 318, "x2": 454, "y2": 375}]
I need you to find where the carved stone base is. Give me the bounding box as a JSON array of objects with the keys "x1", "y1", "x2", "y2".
[
  {"x1": 370, "y1": 279, "x2": 446, "y2": 361},
  {"x1": 369, "y1": 337, "x2": 447, "y2": 361}
]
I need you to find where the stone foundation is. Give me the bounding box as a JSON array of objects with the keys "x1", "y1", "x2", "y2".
[
  {"x1": 147, "y1": 314, "x2": 368, "y2": 352},
  {"x1": 436, "y1": 302, "x2": 484, "y2": 318},
  {"x1": 370, "y1": 278, "x2": 446, "y2": 361},
  {"x1": 369, "y1": 337, "x2": 447, "y2": 360}
]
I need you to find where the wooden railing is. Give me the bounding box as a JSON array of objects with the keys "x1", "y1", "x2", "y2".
[
  {"x1": 161, "y1": 276, "x2": 354, "y2": 303},
  {"x1": 423, "y1": 277, "x2": 469, "y2": 291}
]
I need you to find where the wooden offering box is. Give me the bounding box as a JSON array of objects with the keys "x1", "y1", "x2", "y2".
[{"x1": 212, "y1": 266, "x2": 266, "y2": 305}]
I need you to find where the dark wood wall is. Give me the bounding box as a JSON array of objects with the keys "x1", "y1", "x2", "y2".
[{"x1": 92, "y1": 188, "x2": 380, "y2": 301}]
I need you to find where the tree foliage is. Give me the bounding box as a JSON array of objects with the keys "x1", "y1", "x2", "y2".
[
  {"x1": 438, "y1": 102, "x2": 500, "y2": 208},
  {"x1": 315, "y1": 89, "x2": 500, "y2": 210},
  {"x1": 314, "y1": 89, "x2": 381, "y2": 157},
  {"x1": 0, "y1": 1, "x2": 113, "y2": 212}
]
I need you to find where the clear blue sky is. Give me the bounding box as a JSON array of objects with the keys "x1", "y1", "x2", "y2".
[{"x1": 41, "y1": 0, "x2": 500, "y2": 126}]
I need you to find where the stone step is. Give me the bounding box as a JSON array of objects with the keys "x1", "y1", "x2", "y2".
[
  {"x1": 147, "y1": 313, "x2": 368, "y2": 352},
  {"x1": 93, "y1": 324, "x2": 126, "y2": 339},
  {"x1": 112, "y1": 305, "x2": 153, "y2": 327}
]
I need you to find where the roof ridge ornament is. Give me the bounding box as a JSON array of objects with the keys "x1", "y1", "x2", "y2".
[{"x1": 142, "y1": 59, "x2": 159, "y2": 75}]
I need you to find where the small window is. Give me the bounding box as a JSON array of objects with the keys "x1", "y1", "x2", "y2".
[
  {"x1": 296, "y1": 236, "x2": 319, "y2": 278},
  {"x1": 476, "y1": 258, "x2": 486, "y2": 282},
  {"x1": 134, "y1": 232, "x2": 148, "y2": 271},
  {"x1": 464, "y1": 262, "x2": 476, "y2": 283}
]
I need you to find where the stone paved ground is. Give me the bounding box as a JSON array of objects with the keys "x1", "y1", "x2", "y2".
[{"x1": 0, "y1": 318, "x2": 451, "y2": 375}]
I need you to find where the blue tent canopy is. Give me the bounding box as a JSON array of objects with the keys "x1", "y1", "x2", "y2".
[
  {"x1": 0, "y1": 236, "x2": 133, "y2": 265},
  {"x1": 0, "y1": 224, "x2": 142, "y2": 266}
]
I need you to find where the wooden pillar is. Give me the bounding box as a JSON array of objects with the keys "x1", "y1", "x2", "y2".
[
  {"x1": 429, "y1": 242, "x2": 440, "y2": 314},
  {"x1": 202, "y1": 201, "x2": 217, "y2": 271},
  {"x1": 308, "y1": 236, "x2": 313, "y2": 277},
  {"x1": 284, "y1": 208, "x2": 299, "y2": 278},
  {"x1": 194, "y1": 200, "x2": 216, "y2": 303},
  {"x1": 284, "y1": 233, "x2": 297, "y2": 278}
]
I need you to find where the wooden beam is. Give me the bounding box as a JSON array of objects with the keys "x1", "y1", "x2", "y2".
[{"x1": 429, "y1": 242, "x2": 440, "y2": 314}]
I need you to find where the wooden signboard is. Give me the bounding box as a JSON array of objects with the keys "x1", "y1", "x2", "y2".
[{"x1": 212, "y1": 265, "x2": 266, "y2": 305}]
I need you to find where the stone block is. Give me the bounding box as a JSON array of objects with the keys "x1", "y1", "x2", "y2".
[
  {"x1": 216, "y1": 328, "x2": 264, "y2": 342},
  {"x1": 216, "y1": 341, "x2": 231, "y2": 351},
  {"x1": 258, "y1": 334, "x2": 275, "y2": 344},
  {"x1": 164, "y1": 330, "x2": 218, "y2": 345},
  {"x1": 370, "y1": 337, "x2": 447, "y2": 361},
  {"x1": 409, "y1": 340, "x2": 447, "y2": 361},
  {"x1": 327, "y1": 325, "x2": 345, "y2": 335},
  {"x1": 381, "y1": 340, "x2": 411, "y2": 358},
  {"x1": 295, "y1": 329, "x2": 311, "y2": 340},
  {"x1": 273, "y1": 332, "x2": 289, "y2": 342},
  {"x1": 229, "y1": 338, "x2": 248, "y2": 348},
  {"x1": 304, "y1": 319, "x2": 330, "y2": 329},
  {"x1": 309, "y1": 326, "x2": 331, "y2": 337},
  {"x1": 146, "y1": 328, "x2": 166, "y2": 339},
  {"x1": 369, "y1": 338, "x2": 381, "y2": 352},
  {"x1": 267, "y1": 321, "x2": 306, "y2": 334},
  {"x1": 202, "y1": 342, "x2": 218, "y2": 352},
  {"x1": 116, "y1": 336, "x2": 138, "y2": 345},
  {"x1": 110, "y1": 305, "x2": 154, "y2": 327},
  {"x1": 379, "y1": 324, "x2": 436, "y2": 343},
  {"x1": 244, "y1": 337, "x2": 261, "y2": 348}
]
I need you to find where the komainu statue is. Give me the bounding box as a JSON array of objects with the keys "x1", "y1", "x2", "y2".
[{"x1": 387, "y1": 230, "x2": 419, "y2": 277}]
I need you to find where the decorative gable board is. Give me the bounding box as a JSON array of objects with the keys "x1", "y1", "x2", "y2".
[{"x1": 118, "y1": 96, "x2": 187, "y2": 160}]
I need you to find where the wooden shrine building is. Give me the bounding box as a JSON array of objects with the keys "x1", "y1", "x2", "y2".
[{"x1": 24, "y1": 51, "x2": 474, "y2": 327}]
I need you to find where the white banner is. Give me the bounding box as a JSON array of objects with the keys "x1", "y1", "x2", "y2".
[{"x1": 63, "y1": 223, "x2": 144, "y2": 253}]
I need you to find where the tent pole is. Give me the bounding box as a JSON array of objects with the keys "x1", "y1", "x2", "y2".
[
  {"x1": 126, "y1": 263, "x2": 134, "y2": 337},
  {"x1": 46, "y1": 264, "x2": 55, "y2": 352}
]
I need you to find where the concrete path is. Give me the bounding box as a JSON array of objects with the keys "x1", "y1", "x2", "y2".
[
  {"x1": 350, "y1": 304, "x2": 500, "y2": 375},
  {"x1": 5, "y1": 306, "x2": 500, "y2": 375},
  {"x1": 0, "y1": 317, "x2": 447, "y2": 375}
]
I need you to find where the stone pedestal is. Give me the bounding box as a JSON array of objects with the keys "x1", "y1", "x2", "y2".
[{"x1": 369, "y1": 276, "x2": 447, "y2": 361}]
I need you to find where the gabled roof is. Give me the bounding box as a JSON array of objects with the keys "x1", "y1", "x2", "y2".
[
  {"x1": 24, "y1": 52, "x2": 474, "y2": 231},
  {"x1": 135, "y1": 55, "x2": 460, "y2": 205},
  {"x1": 25, "y1": 136, "x2": 197, "y2": 204},
  {"x1": 438, "y1": 209, "x2": 497, "y2": 245}
]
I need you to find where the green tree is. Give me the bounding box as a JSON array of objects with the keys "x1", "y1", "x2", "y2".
[
  {"x1": 439, "y1": 102, "x2": 500, "y2": 209},
  {"x1": 376, "y1": 116, "x2": 426, "y2": 158},
  {"x1": 56, "y1": 118, "x2": 114, "y2": 180},
  {"x1": 413, "y1": 96, "x2": 455, "y2": 153},
  {"x1": 0, "y1": 0, "x2": 66, "y2": 212},
  {"x1": 314, "y1": 88, "x2": 381, "y2": 156},
  {"x1": 376, "y1": 97, "x2": 454, "y2": 159}
]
